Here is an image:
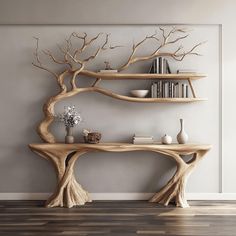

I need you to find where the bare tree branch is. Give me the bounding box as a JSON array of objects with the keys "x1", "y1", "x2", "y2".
[
  {"x1": 72, "y1": 32, "x2": 103, "y2": 59},
  {"x1": 42, "y1": 49, "x2": 67, "y2": 65},
  {"x1": 32, "y1": 37, "x2": 58, "y2": 79},
  {"x1": 171, "y1": 41, "x2": 206, "y2": 61},
  {"x1": 118, "y1": 27, "x2": 204, "y2": 72},
  {"x1": 82, "y1": 34, "x2": 121, "y2": 62}
]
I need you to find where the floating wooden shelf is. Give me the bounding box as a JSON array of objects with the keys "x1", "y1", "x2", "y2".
[
  {"x1": 77, "y1": 72, "x2": 207, "y2": 103},
  {"x1": 34, "y1": 71, "x2": 208, "y2": 143},
  {"x1": 81, "y1": 71, "x2": 207, "y2": 80},
  {"x1": 76, "y1": 87, "x2": 207, "y2": 103},
  {"x1": 122, "y1": 97, "x2": 208, "y2": 103}
]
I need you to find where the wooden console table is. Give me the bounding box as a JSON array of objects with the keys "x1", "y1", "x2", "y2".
[{"x1": 29, "y1": 143, "x2": 211, "y2": 208}]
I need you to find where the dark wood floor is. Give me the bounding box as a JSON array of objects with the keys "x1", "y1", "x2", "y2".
[{"x1": 0, "y1": 200, "x2": 236, "y2": 235}]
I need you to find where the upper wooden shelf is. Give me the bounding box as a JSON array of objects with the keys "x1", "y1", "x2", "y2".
[{"x1": 80, "y1": 71, "x2": 206, "y2": 80}]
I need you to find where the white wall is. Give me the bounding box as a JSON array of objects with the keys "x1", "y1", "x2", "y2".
[{"x1": 0, "y1": 0, "x2": 235, "y2": 198}]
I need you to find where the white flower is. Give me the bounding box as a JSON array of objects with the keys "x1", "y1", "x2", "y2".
[{"x1": 56, "y1": 105, "x2": 82, "y2": 127}]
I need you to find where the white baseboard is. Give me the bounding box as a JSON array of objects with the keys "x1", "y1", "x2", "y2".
[{"x1": 1, "y1": 192, "x2": 236, "y2": 200}]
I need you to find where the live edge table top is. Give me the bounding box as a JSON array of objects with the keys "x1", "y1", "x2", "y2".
[{"x1": 29, "y1": 142, "x2": 212, "y2": 154}]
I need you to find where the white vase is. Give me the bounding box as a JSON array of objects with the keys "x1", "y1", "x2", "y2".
[
  {"x1": 177, "y1": 119, "x2": 188, "y2": 144},
  {"x1": 65, "y1": 126, "x2": 74, "y2": 144},
  {"x1": 161, "y1": 134, "x2": 172, "y2": 145}
]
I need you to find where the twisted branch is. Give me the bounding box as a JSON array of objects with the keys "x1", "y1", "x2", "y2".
[{"x1": 32, "y1": 37, "x2": 58, "y2": 79}]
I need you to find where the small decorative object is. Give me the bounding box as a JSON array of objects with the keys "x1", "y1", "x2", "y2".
[
  {"x1": 99, "y1": 61, "x2": 118, "y2": 73},
  {"x1": 83, "y1": 129, "x2": 101, "y2": 144},
  {"x1": 104, "y1": 61, "x2": 112, "y2": 70},
  {"x1": 130, "y1": 90, "x2": 149, "y2": 98},
  {"x1": 177, "y1": 118, "x2": 188, "y2": 144},
  {"x1": 58, "y1": 106, "x2": 82, "y2": 144},
  {"x1": 161, "y1": 134, "x2": 172, "y2": 145}
]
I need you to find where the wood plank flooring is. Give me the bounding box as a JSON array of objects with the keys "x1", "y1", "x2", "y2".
[{"x1": 0, "y1": 200, "x2": 236, "y2": 235}]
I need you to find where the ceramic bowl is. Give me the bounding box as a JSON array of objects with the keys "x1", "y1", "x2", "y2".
[{"x1": 130, "y1": 90, "x2": 149, "y2": 98}]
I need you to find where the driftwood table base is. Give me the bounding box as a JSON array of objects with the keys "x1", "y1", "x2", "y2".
[{"x1": 29, "y1": 143, "x2": 211, "y2": 208}]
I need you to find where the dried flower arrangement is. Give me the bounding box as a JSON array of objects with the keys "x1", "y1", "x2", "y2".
[{"x1": 58, "y1": 105, "x2": 82, "y2": 128}]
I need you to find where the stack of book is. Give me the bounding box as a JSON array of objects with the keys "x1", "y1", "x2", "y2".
[
  {"x1": 177, "y1": 70, "x2": 197, "y2": 74},
  {"x1": 99, "y1": 69, "x2": 118, "y2": 73},
  {"x1": 133, "y1": 135, "x2": 154, "y2": 144},
  {"x1": 151, "y1": 81, "x2": 189, "y2": 98},
  {"x1": 149, "y1": 57, "x2": 171, "y2": 74}
]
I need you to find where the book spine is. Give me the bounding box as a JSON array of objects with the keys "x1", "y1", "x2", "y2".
[
  {"x1": 159, "y1": 80, "x2": 162, "y2": 98},
  {"x1": 186, "y1": 85, "x2": 189, "y2": 98},
  {"x1": 166, "y1": 60, "x2": 171, "y2": 74},
  {"x1": 168, "y1": 82, "x2": 171, "y2": 98},
  {"x1": 154, "y1": 83, "x2": 157, "y2": 98},
  {"x1": 163, "y1": 59, "x2": 167, "y2": 74},
  {"x1": 158, "y1": 57, "x2": 164, "y2": 74},
  {"x1": 157, "y1": 81, "x2": 161, "y2": 98},
  {"x1": 154, "y1": 58, "x2": 156, "y2": 73},
  {"x1": 175, "y1": 82, "x2": 179, "y2": 98},
  {"x1": 181, "y1": 84, "x2": 189, "y2": 98},
  {"x1": 181, "y1": 83, "x2": 185, "y2": 98},
  {"x1": 151, "y1": 83, "x2": 154, "y2": 98},
  {"x1": 155, "y1": 58, "x2": 159, "y2": 74},
  {"x1": 165, "y1": 82, "x2": 168, "y2": 98},
  {"x1": 162, "y1": 81, "x2": 165, "y2": 98}
]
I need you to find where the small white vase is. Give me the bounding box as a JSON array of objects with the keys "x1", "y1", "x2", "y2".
[
  {"x1": 65, "y1": 126, "x2": 74, "y2": 144},
  {"x1": 161, "y1": 134, "x2": 172, "y2": 145},
  {"x1": 177, "y1": 119, "x2": 188, "y2": 144}
]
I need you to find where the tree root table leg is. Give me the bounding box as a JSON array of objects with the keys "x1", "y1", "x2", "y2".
[
  {"x1": 29, "y1": 143, "x2": 211, "y2": 208},
  {"x1": 149, "y1": 150, "x2": 208, "y2": 208},
  {"x1": 32, "y1": 148, "x2": 91, "y2": 208}
]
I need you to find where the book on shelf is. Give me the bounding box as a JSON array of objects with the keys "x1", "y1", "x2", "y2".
[
  {"x1": 159, "y1": 57, "x2": 164, "y2": 74},
  {"x1": 133, "y1": 139, "x2": 154, "y2": 144},
  {"x1": 181, "y1": 84, "x2": 189, "y2": 98},
  {"x1": 150, "y1": 81, "x2": 189, "y2": 98},
  {"x1": 149, "y1": 57, "x2": 171, "y2": 74},
  {"x1": 133, "y1": 135, "x2": 154, "y2": 144},
  {"x1": 177, "y1": 70, "x2": 197, "y2": 74},
  {"x1": 166, "y1": 59, "x2": 172, "y2": 74}
]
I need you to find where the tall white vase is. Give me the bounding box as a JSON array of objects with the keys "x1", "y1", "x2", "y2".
[{"x1": 177, "y1": 119, "x2": 188, "y2": 144}]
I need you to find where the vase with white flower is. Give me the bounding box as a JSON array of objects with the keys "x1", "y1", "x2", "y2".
[{"x1": 58, "y1": 106, "x2": 82, "y2": 144}]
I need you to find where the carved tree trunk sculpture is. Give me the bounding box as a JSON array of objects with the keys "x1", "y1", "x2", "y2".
[
  {"x1": 32, "y1": 147, "x2": 91, "y2": 208},
  {"x1": 149, "y1": 150, "x2": 208, "y2": 207},
  {"x1": 29, "y1": 144, "x2": 211, "y2": 208}
]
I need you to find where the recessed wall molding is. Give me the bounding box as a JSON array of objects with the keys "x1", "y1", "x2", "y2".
[{"x1": 0, "y1": 0, "x2": 235, "y2": 197}]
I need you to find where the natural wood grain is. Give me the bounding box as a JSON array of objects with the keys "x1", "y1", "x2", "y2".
[
  {"x1": 29, "y1": 147, "x2": 91, "y2": 208},
  {"x1": 82, "y1": 71, "x2": 207, "y2": 80},
  {"x1": 29, "y1": 143, "x2": 211, "y2": 208},
  {"x1": 1, "y1": 200, "x2": 236, "y2": 236}
]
